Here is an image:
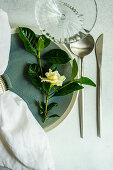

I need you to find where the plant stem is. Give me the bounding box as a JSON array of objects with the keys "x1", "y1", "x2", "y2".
[
  {"x1": 37, "y1": 51, "x2": 43, "y2": 76},
  {"x1": 49, "y1": 86, "x2": 59, "y2": 98},
  {"x1": 43, "y1": 85, "x2": 52, "y2": 122},
  {"x1": 43, "y1": 93, "x2": 49, "y2": 122}
]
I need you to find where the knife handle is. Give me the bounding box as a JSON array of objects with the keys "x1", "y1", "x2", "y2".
[{"x1": 97, "y1": 64, "x2": 102, "y2": 137}]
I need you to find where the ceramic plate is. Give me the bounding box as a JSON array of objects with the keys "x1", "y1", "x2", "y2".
[{"x1": 2, "y1": 31, "x2": 78, "y2": 132}]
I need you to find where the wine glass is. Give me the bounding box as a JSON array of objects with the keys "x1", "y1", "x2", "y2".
[{"x1": 35, "y1": 0, "x2": 97, "y2": 44}]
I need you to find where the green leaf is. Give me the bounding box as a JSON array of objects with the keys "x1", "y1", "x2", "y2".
[
  {"x1": 37, "y1": 102, "x2": 46, "y2": 115},
  {"x1": 37, "y1": 101, "x2": 44, "y2": 111},
  {"x1": 75, "y1": 77, "x2": 96, "y2": 87},
  {"x1": 47, "y1": 103, "x2": 58, "y2": 111},
  {"x1": 28, "y1": 65, "x2": 51, "y2": 94},
  {"x1": 50, "y1": 64, "x2": 58, "y2": 71},
  {"x1": 37, "y1": 36, "x2": 44, "y2": 52},
  {"x1": 53, "y1": 81, "x2": 84, "y2": 96},
  {"x1": 28, "y1": 64, "x2": 45, "y2": 92},
  {"x1": 18, "y1": 28, "x2": 50, "y2": 55},
  {"x1": 40, "y1": 35, "x2": 50, "y2": 48},
  {"x1": 18, "y1": 27, "x2": 38, "y2": 56},
  {"x1": 42, "y1": 49, "x2": 71, "y2": 64},
  {"x1": 71, "y1": 59, "x2": 78, "y2": 80},
  {"x1": 28, "y1": 75, "x2": 42, "y2": 90},
  {"x1": 28, "y1": 64, "x2": 40, "y2": 77},
  {"x1": 40, "y1": 110, "x2": 44, "y2": 115},
  {"x1": 42, "y1": 82, "x2": 51, "y2": 94},
  {"x1": 48, "y1": 114, "x2": 60, "y2": 118}
]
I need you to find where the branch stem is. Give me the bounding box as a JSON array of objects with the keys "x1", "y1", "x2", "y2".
[{"x1": 43, "y1": 85, "x2": 52, "y2": 122}]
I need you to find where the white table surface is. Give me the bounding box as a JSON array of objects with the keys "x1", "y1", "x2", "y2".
[
  {"x1": 0, "y1": 0, "x2": 113, "y2": 170},
  {"x1": 47, "y1": 0, "x2": 113, "y2": 170}
]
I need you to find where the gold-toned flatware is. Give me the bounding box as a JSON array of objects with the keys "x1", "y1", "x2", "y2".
[
  {"x1": 95, "y1": 34, "x2": 103, "y2": 137},
  {"x1": 70, "y1": 34, "x2": 94, "y2": 138}
]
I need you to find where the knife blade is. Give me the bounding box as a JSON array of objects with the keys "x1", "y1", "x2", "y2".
[{"x1": 95, "y1": 34, "x2": 103, "y2": 137}]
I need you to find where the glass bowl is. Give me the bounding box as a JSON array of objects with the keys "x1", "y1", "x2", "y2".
[{"x1": 35, "y1": 0, "x2": 97, "y2": 43}]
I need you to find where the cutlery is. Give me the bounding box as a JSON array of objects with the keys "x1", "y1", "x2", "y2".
[
  {"x1": 70, "y1": 34, "x2": 94, "y2": 138},
  {"x1": 95, "y1": 34, "x2": 103, "y2": 137}
]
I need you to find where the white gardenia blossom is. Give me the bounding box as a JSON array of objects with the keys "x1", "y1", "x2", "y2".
[{"x1": 40, "y1": 69, "x2": 66, "y2": 86}]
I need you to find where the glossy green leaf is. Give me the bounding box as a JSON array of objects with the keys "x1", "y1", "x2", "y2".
[
  {"x1": 40, "y1": 35, "x2": 51, "y2": 49},
  {"x1": 42, "y1": 49, "x2": 71, "y2": 64},
  {"x1": 71, "y1": 59, "x2": 78, "y2": 80},
  {"x1": 18, "y1": 28, "x2": 50, "y2": 55},
  {"x1": 75, "y1": 77, "x2": 96, "y2": 87},
  {"x1": 28, "y1": 75, "x2": 42, "y2": 90},
  {"x1": 53, "y1": 81, "x2": 84, "y2": 96},
  {"x1": 18, "y1": 27, "x2": 38, "y2": 56},
  {"x1": 42, "y1": 82, "x2": 51, "y2": 94},
  {"x1": 40, "y1": 110, "x2": 44, "y2": 115},
  {"x1": 28, "y1": 64, "x2": 40, "y2": 77},
  {"x1": 50, "y1": 64, "x2": 58, "y2": 71},
  {"x1": 37, "y1": 36, "x2": 44, "y2": 52},
  {"x1": 47, "y1": 102, "x2": 58, "y2": 111},
  {"x1": 28, "y1": 64, "x2": 45, "y2": 92},
  {"x1": 48, "y1": 114, "x2": 60, "y2": 118},
  {"x1": 28, "y1": 64, "x2": 50, "y2": 94},
  {"x1": 37, "y1": 101, "x2": 44, "y2": 111}
]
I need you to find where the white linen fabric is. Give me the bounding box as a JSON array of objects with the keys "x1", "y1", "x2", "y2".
[
  {"x1": 0, "y1": 9, "x2": 55, "y2": 170},
  {"x1": 0, "y1": 9, "x2": 11, "y2": 75},
  {"x1": 0, "y1": 91, "x2": 55, "y2": 170}
]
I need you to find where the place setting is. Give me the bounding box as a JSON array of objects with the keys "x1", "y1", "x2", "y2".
[{"x1": 0, "y1": 0, "x2": 103, "y2": 169}]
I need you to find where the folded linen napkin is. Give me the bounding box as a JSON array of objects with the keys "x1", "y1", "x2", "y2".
[
  {"x1": 0, "y1": 9, "x2": 11, "y2": 75},
  {"x1": 0, "y1": 9, "x2": 55, "y2": 170}
]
